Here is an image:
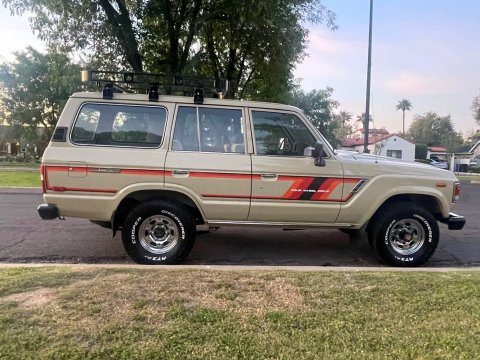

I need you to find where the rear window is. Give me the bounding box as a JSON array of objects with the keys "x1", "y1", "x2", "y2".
[{"x1": 71, "y1": 103, "x2": 167, "y2": 147}]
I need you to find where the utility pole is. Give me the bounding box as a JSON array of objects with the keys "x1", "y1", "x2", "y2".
[{"x1": 363, "y1": 0, "x2": 373, "y2": 153}]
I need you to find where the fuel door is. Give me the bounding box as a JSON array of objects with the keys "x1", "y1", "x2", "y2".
[{"x1": 68, "y1": 161, "x2": 87, "y2": 178}]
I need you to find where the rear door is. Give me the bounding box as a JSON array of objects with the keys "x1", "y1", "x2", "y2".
[
  {"x1": 164, "y1": 105, "x2": 251, "y2": 221},
  {"x1": 248, "y1": 109, "x2": 345, "y2": 224}
]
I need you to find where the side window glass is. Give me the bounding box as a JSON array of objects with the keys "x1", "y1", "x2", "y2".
[
  {"x1": 173, "y1": 107, "x2": 244, "y2": 153},
  {"x1": 72, "y1": 104, "x2": 166, "y2": 147},
  {"x1": 111, "y1": 108, "x2": 165, "y2": 145},
  {"x1": 172, "y1": 107, "x2": 199, "y2": 151},
  {"x1": 199, "y1": 108, "x2": 244, "y2": 153},
  {"x1": 71, "y1": 106, "x2": 100, "y2": 142},
  {"x1": 252, "y1": 111, "x2": 316, "y2": 156}
]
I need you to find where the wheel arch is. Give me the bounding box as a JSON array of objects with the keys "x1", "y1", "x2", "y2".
[
  {"x1": 112, "y1": 189, "x2": 205, "y2": 234},
  {"x1": 365, "y1": 193, "x2": 443, "y2": 234}
]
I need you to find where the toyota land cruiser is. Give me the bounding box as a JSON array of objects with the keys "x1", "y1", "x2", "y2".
[{"x1": 37, "y1": 70, "x2": 466, "y2": 266}]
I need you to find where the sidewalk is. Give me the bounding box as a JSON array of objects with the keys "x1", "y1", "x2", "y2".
[
  {"x1": 0, "y1": 166, "x2": 38, "y2": 172},
  {"x1": 0, "y1": 186, "x2": 41, "y2": 194}
]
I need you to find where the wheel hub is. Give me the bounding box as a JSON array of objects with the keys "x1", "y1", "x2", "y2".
[
  {"x1": 389, "y1": 219, "x2": 425, "y2": 255},
  {"x1": 138, "y1": 215, "x2": 179, "y2": 254}
]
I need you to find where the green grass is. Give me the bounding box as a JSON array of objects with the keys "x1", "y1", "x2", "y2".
[
  {"x1": 0, "y1": 171, "x2": 41, "y2": 187},
  {"x1": 456, "y1": 174, "x2": 480, "y2": 182},
  {"x1": 0, "y1": 267, "x2": 479, "y2": 359}
]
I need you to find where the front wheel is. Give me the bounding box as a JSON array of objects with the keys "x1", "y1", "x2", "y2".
[
  {"x1": 368, "y1": 203, "x2": 439, "y2": 267},
  {"x1": 122, "y1": 201, "x2": 195, "y2": 264}
]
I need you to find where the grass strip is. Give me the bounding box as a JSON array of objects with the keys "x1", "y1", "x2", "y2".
[
  {"x1": 0, "y1": 171, "x2": 40, "y2": 187},
  {"x1": 0, "y1": 267, "x2": 479, "y2": 359}
]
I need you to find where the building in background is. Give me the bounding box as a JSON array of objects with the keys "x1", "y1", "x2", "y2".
[{"x1": 340, "y1": 129, "x2": 415, "y2": 162}]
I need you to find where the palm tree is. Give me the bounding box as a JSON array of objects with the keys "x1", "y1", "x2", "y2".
[{"x1": 396, "y1": 99, "x2": 412, "y2": 134}]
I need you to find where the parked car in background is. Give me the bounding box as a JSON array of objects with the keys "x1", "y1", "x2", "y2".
[{"x1": 426, "y1": 158, "x2": 448, "y2": 170}]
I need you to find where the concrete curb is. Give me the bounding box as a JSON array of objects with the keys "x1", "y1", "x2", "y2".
[
  {"x1": 0, "y1": 263, "x2": 478, "y2": 272},
  {"x1": 0, "y1": 167, "x2": 38, "y2": 172}
]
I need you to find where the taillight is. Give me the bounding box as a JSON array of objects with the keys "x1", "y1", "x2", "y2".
[
  {"x1": 40, "y1": 164, "x2": 46, "y2": 193},
  {"x1": 453, "y1": 182, "x2": 461, "y2": 202}
]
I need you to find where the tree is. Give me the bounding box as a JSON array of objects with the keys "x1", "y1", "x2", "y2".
[
  {"x1": 355, "y1": 113, "x2": 373, "y2": 130},
  {"x1": 0, "y1": 47, "x2": 84, "y2": 153},
  {"x1": 333, "y1": 111, "x2": 353, "y2": 144},
  {"x1": 408, "y1": 112, "x2": 462, "y2": 151},
  {"x1": 395, "y1": 98, "x2": 412, "y2": 134},
  {"x1": 415, "y1": 144, "x2": 428, "y2": 159},
  {"x1": 1, "y1": 0, "x2": 336, "y2": 101},
  {"x1": 472, "y1": 91, "x2": 480, "y2": 127},
  {"x1": 290, "y1": 87, "x2": 342, "y2": 147}
]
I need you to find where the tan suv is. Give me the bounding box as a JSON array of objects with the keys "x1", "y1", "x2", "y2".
[{"x1": 38, "y1": 71, "x2": 465, "y2": 266}]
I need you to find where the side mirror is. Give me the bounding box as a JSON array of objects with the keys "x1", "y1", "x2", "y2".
[{"x1": 312, "y1": 142, "x2": 325, "y2": 167}]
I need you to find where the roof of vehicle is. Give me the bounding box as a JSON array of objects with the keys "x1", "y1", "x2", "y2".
[{"x1": 70, "y1": 92, "x2": 301, "y2": 112}]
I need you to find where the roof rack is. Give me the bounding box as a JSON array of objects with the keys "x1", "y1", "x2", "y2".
[{"x1": 81, "y1": 69, "x2": 228, "y2": 104}]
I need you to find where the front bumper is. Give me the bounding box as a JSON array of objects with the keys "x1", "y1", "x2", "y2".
[
  {"x1": 37, "y1": 204, "x2": 59, "y2": 220},
  {"x1": 440, "y1": 212, "x2": 466, "y2": 230}
]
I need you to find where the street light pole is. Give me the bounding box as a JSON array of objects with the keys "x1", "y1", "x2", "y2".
[{"x1": 363, "y1": 0, "x2": 373, "y2": 153}]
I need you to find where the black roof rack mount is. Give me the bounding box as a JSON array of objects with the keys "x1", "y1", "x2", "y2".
[{"x1": 81, "y1": 70, "x2": 228, "y2": 103}]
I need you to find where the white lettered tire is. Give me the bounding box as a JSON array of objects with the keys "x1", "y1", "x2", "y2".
[
  {"x1": 368, "y1": 203, "x2": 439, "y2": 267},
  {"x1": 122, "y1": 201, "x2": 195, "y2": 264}
]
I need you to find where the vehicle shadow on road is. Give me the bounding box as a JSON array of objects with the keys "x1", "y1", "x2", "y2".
[{"x1": 187, "y1": 228, "x2": 378, "y2": 267}]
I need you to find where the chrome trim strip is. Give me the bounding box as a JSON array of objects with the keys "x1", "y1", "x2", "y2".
[{"x1": 206, "y1": 221, "x2": 355, "y2": 228}]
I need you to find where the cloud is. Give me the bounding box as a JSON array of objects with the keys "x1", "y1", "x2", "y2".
[
  {"x1": 384, "y1": 71, "x2": 451, "y2": 96},
  {"x1": 295, "y1": 28, "x2": 366, "y2": 87}
]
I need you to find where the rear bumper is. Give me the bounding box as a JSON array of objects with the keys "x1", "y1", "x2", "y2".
[
  {"x1": 440, "y1": 212, "x2": 466, "y2": 230},
  {"x1": 37, "y1": 204, "x2": 59, "y2": 220}
]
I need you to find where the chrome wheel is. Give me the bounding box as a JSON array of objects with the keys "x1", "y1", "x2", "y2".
[
  {"x1": 138, "y1": 215, "x2": 179, "y2": 254},
  {"x1": 388, "y1": 218, "x2": 425, "y2": 255}
]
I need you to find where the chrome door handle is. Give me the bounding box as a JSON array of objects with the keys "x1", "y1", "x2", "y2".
[
  {"x1": 172, "y1": 169, "x2": 189, "y2": 177},
  {"x1": 261, "y1": 173, "x2": 278, "y2": 180}
]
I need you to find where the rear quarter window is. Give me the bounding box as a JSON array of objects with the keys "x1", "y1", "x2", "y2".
[{"x1": 71, "y1": 103, "x2": 167, "y2": 147}]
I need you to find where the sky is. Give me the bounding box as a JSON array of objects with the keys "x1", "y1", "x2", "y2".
[
  {"x1": 0, "y1": 1, "x2": 479, "y2": 135},
  {"x1": 294, "y1": 0, "x2": 480, "y2": 136}
]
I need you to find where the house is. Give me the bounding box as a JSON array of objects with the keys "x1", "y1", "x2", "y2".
[
  {"x1": 427, "y1": 146, "x2": 448, "y2": 162},
  {"x1": 340, "y1": 132, "x2": 415, "y2": 162},
  {"x1": 0, "y1": 125, "x2": 41, "y2": 157},
  {"x1": 0, "y1": 125, "x2": 20, "y2": 156},
  {"x1": 469, "y1": 141, "x2": 480, "y2": 160}
]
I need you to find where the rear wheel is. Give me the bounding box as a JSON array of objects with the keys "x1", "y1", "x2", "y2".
[
  {"x1": 368, "y1": 203, "x2": 439, "y2": 267},
  {"x1": 122, "y1": 200, "x2": 195, "y2": 264}
]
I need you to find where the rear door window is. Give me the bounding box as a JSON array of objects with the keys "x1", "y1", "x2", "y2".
[{"x1": 172, "y1": 106, "x2": 245, "y2": 153}]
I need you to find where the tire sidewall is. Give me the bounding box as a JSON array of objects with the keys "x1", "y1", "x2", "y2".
[
  {"x1": 373, "y1": 206, "x2": 439, "y2": 266},
  {"x1": 122, "y1": 202, "x2": 194, "y2": 264}
]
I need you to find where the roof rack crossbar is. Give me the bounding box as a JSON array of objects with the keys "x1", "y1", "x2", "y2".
[{"x1": 81, "y1": 70, "x2": 228, "y2": 96}]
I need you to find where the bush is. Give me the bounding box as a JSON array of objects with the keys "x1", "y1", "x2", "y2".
[{"x1": 468, "y1": 165, "x2": 480, "y2": 173}]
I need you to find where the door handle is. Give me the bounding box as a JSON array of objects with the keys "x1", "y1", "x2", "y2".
[
  {"x1": 261, "y1": 173, "x2": 278, "y2": 181},
  {"x1": 172, "y1": 169, "x2": 190, "y2": 177}
]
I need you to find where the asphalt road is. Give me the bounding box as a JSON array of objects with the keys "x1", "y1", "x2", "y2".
[{"x1": 0, "y1": 183, "x2": 478, "y2": 267}]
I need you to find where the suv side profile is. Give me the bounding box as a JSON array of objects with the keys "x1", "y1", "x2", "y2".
[{"x1": 38, "y1": 71, "x2": 465, "y2": 267}]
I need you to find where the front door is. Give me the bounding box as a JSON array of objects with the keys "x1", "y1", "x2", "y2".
[{"x1": 248, "y1": 110, "x2": 345, "y2": 224}]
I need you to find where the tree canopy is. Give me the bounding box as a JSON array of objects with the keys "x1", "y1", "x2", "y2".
[
  {"x1": 472, "y1": 91, "x2": 480, "y2": 127},
  {"x1": 407, "y1": 112, "x2": 462, "y2": 151},
  {"x1": 1, "y1": 0, "x2": 336, "y2": 101},
  {"x1": 0, "y1": 47, "x2": 85, "y2": 152},
  {"x1": 395, "y1": 98, "x2": 412, "y2": 134},
  {"x1": 290, "y1": 87, "x2": 352, "y2": 148}
]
